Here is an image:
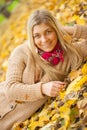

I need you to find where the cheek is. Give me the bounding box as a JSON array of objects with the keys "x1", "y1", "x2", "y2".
[
  {"x1": 34, "y1": 39, "x2": 40, "y2": 46},
  {"x1": 51, "y1": 34, "x2": 57, "y2": 41}
]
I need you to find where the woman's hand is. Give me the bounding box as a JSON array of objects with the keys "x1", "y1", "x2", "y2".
[{"x1": 41, "y1": 81, "x2": 66, "y2": 97}]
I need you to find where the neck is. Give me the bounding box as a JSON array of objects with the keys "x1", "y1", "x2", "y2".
[{"x1": 38, "y1": 43, "x2": 64, "y2": 65}]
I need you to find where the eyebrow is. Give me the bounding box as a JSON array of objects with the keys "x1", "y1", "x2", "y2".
[{"x1": 33, "y1": 27, "x2": 53, "y2": 35}]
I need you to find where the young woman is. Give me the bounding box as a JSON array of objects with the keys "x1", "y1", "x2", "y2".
[{"x1": 0, "y1": 9, "x2": 87, "y2": 130}]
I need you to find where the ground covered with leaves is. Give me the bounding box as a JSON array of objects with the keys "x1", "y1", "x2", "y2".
[
  {"x1": 13, "y1": 61, "x2": 87, "y2": 130},
  {"x1": 0, "y1": 0, "x2": 87, "y2": 130}
]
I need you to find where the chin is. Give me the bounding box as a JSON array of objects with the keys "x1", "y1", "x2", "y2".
[
  {"x1": 43, "y1": 49, "x2": 51, "y2": 52},
  {"x1": 45, "y1": 48, "x2": 54, "y2": 52}
]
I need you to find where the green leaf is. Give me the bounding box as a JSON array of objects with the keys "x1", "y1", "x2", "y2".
[
  {"x1": 0, "y1": 14, "x2": 5, "y2": 23},
  {"x1": 7, "y1": 1, "x2": 19, "y2": 12}
]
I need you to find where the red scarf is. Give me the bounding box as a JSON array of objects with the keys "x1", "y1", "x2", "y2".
[{"x1": 38, "y1": 43, "x2": 64, "y2": 66}]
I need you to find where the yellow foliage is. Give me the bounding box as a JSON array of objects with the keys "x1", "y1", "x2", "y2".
[
  {"x1": 82, "y1": 62, "x2": 87, "y2": 75},
  {"x1": 69, "y1": 69, "x2": 82, "y2": 81},
  {"x1": 0, "y1": 0, "x2": 87, "y2": 129},
  {"x1": 72, "y1": 15, "x2": 86, "y2": 25},
  {"x1": 51, "y1": 113, "x2": 59, "y2": 121}
]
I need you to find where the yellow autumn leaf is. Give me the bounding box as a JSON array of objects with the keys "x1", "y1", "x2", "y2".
[
  {"x1": 82, "y1": 63, "x2": 87, "y2": 75},
  {"x1": 51, "y1": 113, "x2": 59, "y2": 121},
  {"x1": 83, "y1": 92, "x2": 87, "y2": 97},
  {"x1": 39, "y1": 115, "x2": 49, "y2": 122},
  {"x1": 53, "y1": 101, "x2": 58, "y2": 109},
  {"x1": 68, "y1": 69, "x2": 82, "y2": 81},
  {"x1": 29, "y1": 121, "x2": 40, "y2": 130},
  {"x1": 65, "y1": 76, "x2": 82, "y2": 95},
  {"x1": 60, "y1": 91, "x2": 65, "y2": 100},
  {"x1": 77, "y1": 16, "x2": 86, "y2": 25},
  {"x1": 72, "y1": 14, "x2": 86, "y2": 25},
  {"x1": 2, "y1": 60, "x2": 8, "y2": 71}
]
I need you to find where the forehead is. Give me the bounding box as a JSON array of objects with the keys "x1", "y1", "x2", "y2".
[{"x1": 33, "y1": 23, "x2": 53, "y2": 34}]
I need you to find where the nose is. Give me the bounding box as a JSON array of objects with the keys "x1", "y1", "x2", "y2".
[{"x1": 41, "y1": 35, "x2": 47, "y2": 42}]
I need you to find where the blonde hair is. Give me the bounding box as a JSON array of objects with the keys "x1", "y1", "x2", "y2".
[{"x1": 27, "y1": 9, "x2": 83, "y2": 82}]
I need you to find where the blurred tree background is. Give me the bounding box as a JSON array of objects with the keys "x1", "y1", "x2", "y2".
[{"x1": 0, "y1": 1, "x2": 87, "y2": 129}]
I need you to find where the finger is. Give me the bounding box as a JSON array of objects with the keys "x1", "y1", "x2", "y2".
[
  {"x1": 54, "y1": 84, "x2": 64, "y2": 89},
  {"x1": 52, "y1": 85, "x2": 60, "y2": 92},
  {"x1": 55, "y1": 85, "x2": 66, "y2": 92},
  {"x1": 52, "y1": 87, "x2": 61, "y2": 94},
  {"x1": 54, "y1": 81, "x2": 66, "y2": 85}
]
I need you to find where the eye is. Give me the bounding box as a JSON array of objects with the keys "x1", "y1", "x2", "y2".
[
  {"x1": 33, "y1": 34, "x2": 40, "y2": 39},
  {"x1": 46, "y1": 30, "x2": 52, "y2": 35}
]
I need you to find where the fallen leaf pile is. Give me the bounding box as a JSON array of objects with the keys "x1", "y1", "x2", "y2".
[
  {"x1": 13, "y1": 60, "x2": 87, "y2": 130},
  {"x1": 0, "y1": 0, "x2": 87, "y2": 130}
]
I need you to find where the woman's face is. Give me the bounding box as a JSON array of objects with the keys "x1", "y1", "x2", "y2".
[{"x1": 33, "y1": 23, "x2": 58, "y2": 52}]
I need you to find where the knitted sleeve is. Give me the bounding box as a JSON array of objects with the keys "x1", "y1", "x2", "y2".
[
  {"x1": 72, "y1": 24, "x2": 87, "y2": 58},
  {"x1": 64, "y1": 24, "x2": 87, "y2": 58},
  {"x1": 72, "y1": 24, "x2": 87, "y2": 39},
  {"x1": 5, "y1": 45, "x2": 45, "y2": 102}
]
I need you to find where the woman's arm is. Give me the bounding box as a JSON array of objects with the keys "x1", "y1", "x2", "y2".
[
  {"x1": 5, "y1": 45, "x2": 45, "y2": 102},
  {"x1": 64, "y1": 24, "x2": 87, "y2": 58},
  {"x1": 63, "y1": 25, "x2": 74, "y2": 36},
  {"x1": 72, "y1": 24, "x2": 87, "y2": 39},
  {"x1": 72, "y1": 24, "x2": 87, "y2": 58},
  {"x1": 64, "y1": 24, "x2": 87, "y2": 40},
  {"x1": 5, "y1": 44, "x2": 66, "y2": 102}
]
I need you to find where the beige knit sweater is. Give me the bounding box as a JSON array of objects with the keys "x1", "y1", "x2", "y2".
[{"x1": 0, "y1": 24, "x2": 87, "y2": 130}]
